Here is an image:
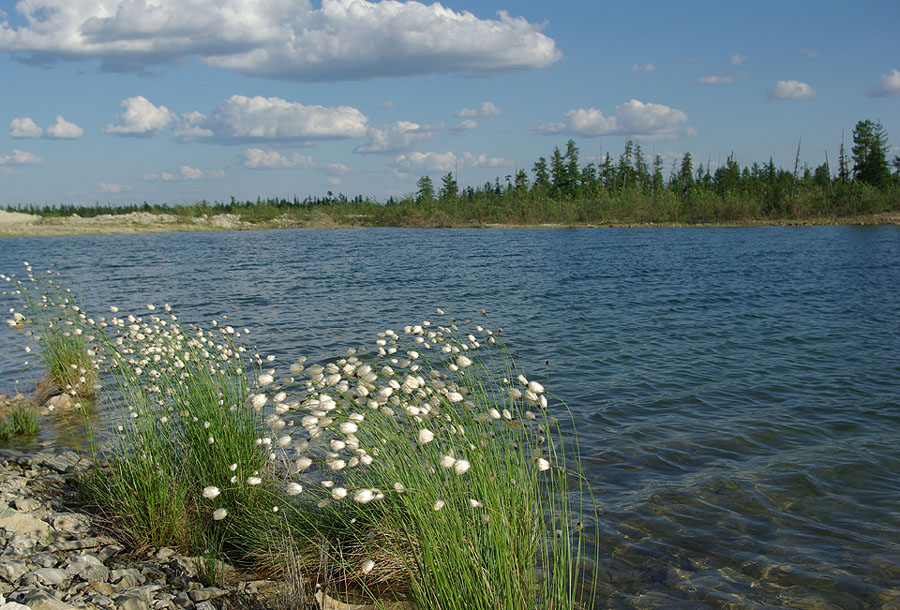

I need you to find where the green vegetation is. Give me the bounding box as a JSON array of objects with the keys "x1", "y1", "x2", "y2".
[
  {"x1": 0, "y1": 397, "x2": 39, "y2": 441},
  {"x1": 6, "y1": 119, "x2": 899, "y2": 228},
  {"x1": 3, "y1": 266, "x2": 598, "y2": 608}
]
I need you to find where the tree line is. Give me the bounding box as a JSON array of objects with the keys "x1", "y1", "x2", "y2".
[{"x1": 8, "y1": 119, "x2": 899, "y2": 226}]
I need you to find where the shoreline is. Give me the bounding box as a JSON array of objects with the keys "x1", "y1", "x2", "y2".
[{"x1": 1, "y1": 210, "x2": 898, "y2": 238}]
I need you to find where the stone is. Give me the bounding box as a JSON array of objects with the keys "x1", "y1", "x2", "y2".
[
  {"x1": 114, "y1": 594, "x2": 151, "y2": 610},
  {"x1": 32, "y1": 567, "x2": 70, "y2": 586},
  {"x1": 21, "y1": 587, "x2": 80, "y2": 610},
  {"x1": 65, "y1": 554, "x2": 109, "y2": 583},
  {"x1": 111, "y1": 568, "x2": 146, "y2": 590},
  {"x1": 97, "y1": 544, "x2": 124, "y2": 562},
  {"x1": 13, "y1": 498, "x2": 39, "y2": 512},
  {"x1": 0, "y1": 602, "x2": 32, "y2": 610},
  {"x1": 31, "y1": 552, "x2": 60, "y2": 568},
  {"x1": 172, "y1": 591, "x2": 193, "y2": 608},
  {"x1": 194, "y1": 602, "x2": 218, "y2": 610},
  {"x1": 51, "y1": 513, "x2": 91, "y2": 536},
  {"x1": 48, "y1": 536, "x2": 116, "y2": 552},
  {"x1": 188, "y1": 587, "x2": 228, "y2": 602},
  {"x1": 155, "y1": 548, "x2": 177, "y2": 562},
  {"x1": 0, "y1": 509, "x2": 51, "y2": 538},
  {"x1": 43, "y1": 394, "x2": 74, "y2": 413},
  {"x1": 0, "y1": 561, "x2": 29, "y2": 583}
]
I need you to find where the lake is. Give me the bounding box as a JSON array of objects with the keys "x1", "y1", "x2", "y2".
[{"x1": 1, "y1": 226, "x2": 899, "y2": 608}]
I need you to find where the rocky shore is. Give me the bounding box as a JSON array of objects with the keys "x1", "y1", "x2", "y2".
[{"x1": 0, "y1": 448, "x2": 283, "y2": 610}]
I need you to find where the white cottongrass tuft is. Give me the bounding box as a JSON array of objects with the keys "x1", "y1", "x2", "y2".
[
  {"x1": 417, "y1": 428, "x2": 435, "y2": 444},
  {"x1": 354, "y1": 488, "x2": 376, "y2": 504},
  {"x1": 212, "y1": 508, "x2": 228, "y2": 520},
  {"x1": 286, "y1": 482, "x2": 303, "y2": 496},
  {"x1": 247, "y1": 476, "x2": 262, "y2": 485},
  {"x1": 433, "y1": 499, "x2": 445, "y2": 511},
  {"x1": 202, "y1": 486, "x2": 221, "y2": 499},
  {"x1": 453, "y1": 460, "x2": 471, "y2": 475},
  {"x1": 361, "y1": 559, "x2": 375, "y2": 575},
  {"x1": 440, "y1": 455, "x2": 456, "y2": 469},
  {"x1": 536, "y1": 458, "x2": 551, "y2": 471},
  {"x1": 446, "y1": 391, "x2": 464, "y2": 403}
]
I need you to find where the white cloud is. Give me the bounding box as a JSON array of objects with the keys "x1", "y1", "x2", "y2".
[
  {"x1": 240, "y1": 148, "x2": 316, "y2": 169},
  {"x1": 730, "y1": 54, "x2": 748, "y2": 66},
  {"x1": 393, "y1": 151, "x2": 458, "y2": 173},
  {"x1": 452, "y1": 119, "x2": 478, "y2": 133},
  {"x1": 800, "y1": 48, "x2": 821, "y2": 58},
  {"x1": 381, "y1": 100, "x2": 396, "y2": 109},
  {"x1": 0, "y1": 1, "x2": 560, "y2": 82},
  {"x1": 631, "y1": 63, "x2": 655, "y2": 72},
  {"x1": 143, "y1": 165, "x2": 226, "y2": 181},
  {"x1": 864, "y1": 68, "x2": 900, "y2": 98},
  {"x1": 98, "y1": 183, "x2": 131, "y2": 193},
  {"x1": 103, "y1": 96, "x2": 175, "y2": 136},
  {"x1": 455, "y1": 102, "x2": 501, "y2": 118},
  {"x1": 46, "y1": 115, "x2": 84, "y2": 139},
  {"x1": 768, "y1": 80, "x2": 816, "y2": 100},
  {"x1": 355, "y1": 120, "x2": 443, "y2": 154},
  {"x1": 0, "y1": 149, "x2": 43, "y2": 166},
  {"x1": 534, "y1": 99, "x2": 690, "y2": 140},
  {"x1": 9, "y1": 117, "x2": 42, "y2": 138},
  {"x1": 697, "y1": 73, "x2": 747, "y2": 85},
  {"x1": 179, "y1": 95, "x2": 367, "y2": 144},
  {"x1": 460, "y1": 152, "x2": 513, "y2": 168},
  {"x1": 323, "y1": 163, "x2": 351, "y2": 176},
  {"x1": 392, "y1": 150, "x2": 512, "y2": 173}
]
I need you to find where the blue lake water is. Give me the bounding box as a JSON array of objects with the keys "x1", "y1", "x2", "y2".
[{"x1": 1, "y1": 226, "x2": 899, "y2": 608}]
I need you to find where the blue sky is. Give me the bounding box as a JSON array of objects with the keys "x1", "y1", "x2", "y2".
[{"x1": 1, "y1": 0, "x2": 898, "y2": 207}]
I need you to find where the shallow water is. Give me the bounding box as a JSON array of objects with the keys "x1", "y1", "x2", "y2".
[{"x1": 1, "y1": 226, "x2": 899, "y2": 607}]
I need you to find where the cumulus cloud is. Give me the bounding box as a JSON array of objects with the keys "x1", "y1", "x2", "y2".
[
  {"x1": 452, "y1": 119, "x2": 478, "y2": 133},
  {"x1": 178, "y1": 95, "x2": 367, "y2": 144},
  {"x1": 864, "y1": 68, "x2": 900, "y2": 97},
  {"x1": 0, "y1": 149, "x2": 43, "y2": 169},
  {"x1": 9, "y1": 117, "x2": 43, "y2": 138},
  {"x1": 355, "y1": 120, "x2": 443, "y2": 154},
  {"x1": 631, "y1": 63, "x2": 655, "y2": 72},
  {"x1": 534, "y1": 99, "x2": 690, "y2": 140},
  {"x1": 768, "y1": 80, "x2": 816, "y2": 100},
  {"x1": 240, "y1": 148, "x2": 316, "y2": 169},
  {"x1": 730, "y1": 54, "x2": 748, "y2": 66},
  {"x1": 0, "y1": 1, "x2": 560, "y2": 82},
  {"x1": 392, "y1": 150, "x2": 511, "y2": 173},
  {"x1": 103, "y1": 96, "x2": 175, "y2": 136},
  {"x1": 98, "y1": 183, "x2": 131, "y2": 193},
  {"x1": 46, "y1": 115, "x2": 85, "y2": 139},
  {"x1": 143, "y1": 165, "x2": 226, "y2": 181},
  {"x1": 455, "y1": 102, "x2": 501, "y2": 118}
]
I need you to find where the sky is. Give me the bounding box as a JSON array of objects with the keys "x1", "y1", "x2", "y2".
[{"x1": 0, "y1": 0, "x2": 898, "y2": 207}]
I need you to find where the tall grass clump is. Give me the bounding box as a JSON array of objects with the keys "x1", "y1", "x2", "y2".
[
  {"x1": 214, "y1": 311, "x2": 599, "y2": 609},
  {"x1": 2, "y1": 264, "x2": 97, "y2": 399}
]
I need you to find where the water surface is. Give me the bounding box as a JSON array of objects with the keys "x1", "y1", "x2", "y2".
[{"x1": 1, "y1": 226, "x2": 898, "y2": 608}]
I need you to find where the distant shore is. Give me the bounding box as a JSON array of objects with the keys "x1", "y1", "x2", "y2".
[{"x1": 2, "y1": 209, "x2": 899, "y2": 238}]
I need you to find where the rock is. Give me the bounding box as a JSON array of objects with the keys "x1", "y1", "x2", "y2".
[
  {"x1": 51, "y1": 513, "x2": 91, "y2": 536},
  {"x1": 0, "y1": 602, "x2": 32, "y2": 610},
  {"x1": 65, "y1": 554, "x2": 109, "y2": 582},
  {"x1": 188, "y1": 586, "x2": 228, "y2": 602},
  {"x1": 172, "y1": 591, "x2": 193, "y2": 608},
  {"x1": 48, "y1": 536, "x2": 116, "y2": 552},
  {"x1": 110, "y1": 568, "x2": 146, "y2": 591},
  {"x1": 43, "y1": 394, "x2": 74, "y2": 412},
  {"x1": 31, "y1": 567, "x2": 70, "y2": 586},
  {"x1": 12, "y1": 498, "x2": 39, "y2": 512},
  {"x1": 21, "y1": 587, "x2": 80, "y2": 610},
  {"x1": 194, "y1": 602, "x2": 218, "y2": 610},
  {"x1": 155, "y1": 548, "x2": 177, "y2": 562},
  {"x1": 114, "y1": 593, "x2": 150, "y2": 610},
  {"x1": 0, "y1": 510, "x2": 51, "y2": 538},
  {"x1": 0, "y1": 561, "x2": 29, "y2": 583}
]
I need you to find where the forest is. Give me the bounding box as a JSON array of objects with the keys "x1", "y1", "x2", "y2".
[{"x1": 8, "y1": 119, "x2": 899, "y2": 227}]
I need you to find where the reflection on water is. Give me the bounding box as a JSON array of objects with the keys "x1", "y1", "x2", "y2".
[{"x1": 1, "y1": 226, "x2": 899, "y2": 608}]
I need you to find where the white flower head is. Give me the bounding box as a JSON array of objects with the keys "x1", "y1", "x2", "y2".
[
  {"x1": 453, "y1": 460, "x2": 471, "y2": 475},
  {"x1": 213, "y1": 508, "x2": 228, "y2": 520},
  {"x1": 433, "y1": 499, "x2": 445, "y2": 511},
  {"x1": 417, "y1": 428, "x2": 435, "y2": 444},
  {"x1": 354, "y1": 488, "x2": 376, "y2": 504},
  {"x1": 202, "y1": 486, "x2": 221, "y2": 500},
  {"x1": 286, "y1": 482, "x2": 303, "y2": 496},
  {"x1": 361, "y1": 559, "x2": 375, "y2": 575},
  {"x1": 440, "y1": 455, "x2": 456, "y2": 469}
]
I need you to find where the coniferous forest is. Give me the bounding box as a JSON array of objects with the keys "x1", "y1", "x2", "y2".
[{"x1": 8, "y1": 120, "x2": 899, "y2": 227}]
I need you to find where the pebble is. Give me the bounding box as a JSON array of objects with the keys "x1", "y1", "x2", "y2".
[{"x1": 0, "y1": 449, "x2": 283, "y2": 610}]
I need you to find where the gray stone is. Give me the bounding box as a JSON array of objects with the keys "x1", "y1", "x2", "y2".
[
  {"x1": 31, "y1": 552, "x2": 60, "y2": 568},
  {"x1": 21, "y1": 587, "x2": 79, "y2": 610},
  {"x1": 42, "y1": 394, "x2": 74, "y2": 413},
  {"x1": 13, "y1": 498, "x2": 39, "y2": 512},
  {"x1": 111, "y1": 568, "x2": 146, "y2": 590},
  {"x1": 194, "y1": 602, "x2": 218, "y2": 610},
  {"x1": 50, "y1": 513, "x2": 91, "y2": 536},
  {"x1": 114, "y1": 594, "x2": 150, "y2": 610},
  {"x1": 0, "y1": 561, "x2": 29, "y2": 583},
  {"x1": 48, "y1": 535, "x2": 116, "y2": 552},
  {"x1": 0, "y1": 509, "x2": 51, "y2": 538},
  {"x1": 32, "y1": 567, "x2": 70, "y2": 586},
  {"x1": 188, "y1": 587, "x2": 228, "y2": 602},
  {"x1": 172, "y1": 591, "x2": 193, "y2": 608},
  {"x1": 155, "y1": 547, "x2": 177, "y2": 562},
  {"x1": 0, "y1": 602, "x2": 32, "y2": 610},
  {"x1": 97, "y1": 544, "x2": 124, "y2": 562}
]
